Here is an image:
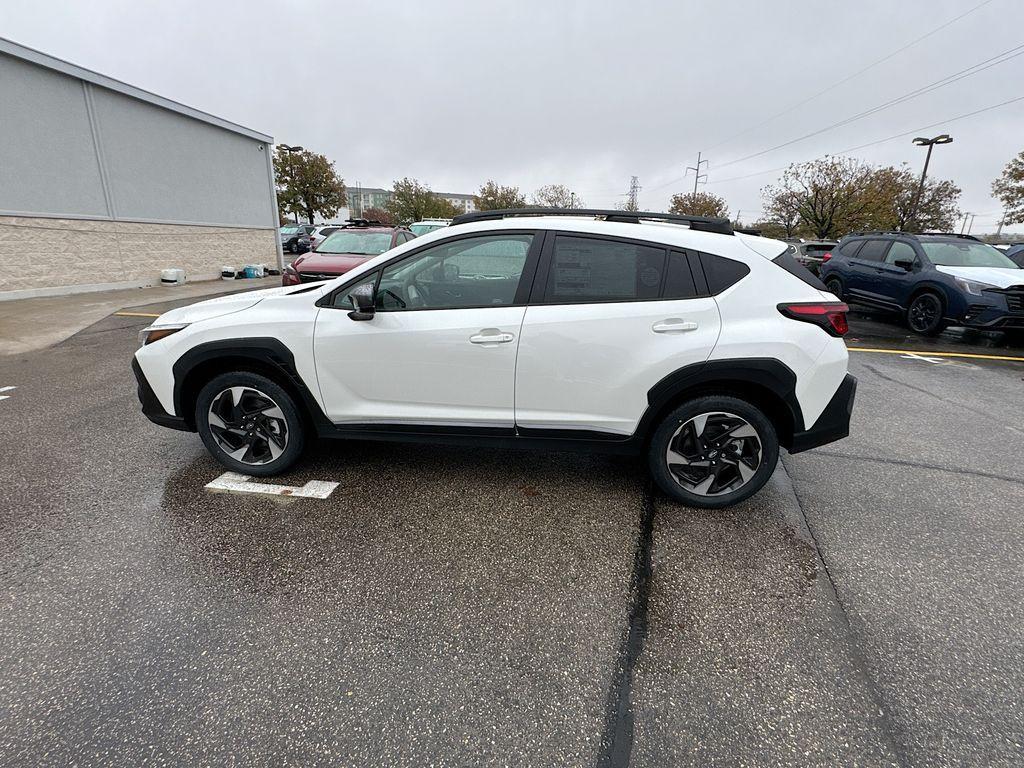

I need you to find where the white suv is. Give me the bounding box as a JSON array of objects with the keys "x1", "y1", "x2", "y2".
[{"x1": 133, "y1": 209, "x2": 855, "y2": 508}]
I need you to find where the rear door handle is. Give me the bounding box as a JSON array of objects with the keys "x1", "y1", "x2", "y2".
[
  {"x1": 652, "y1": 319, "x2": 699, "y2": 333},
  {"x1": 470, "y1": 329, "x2": 515, "y2": 344}
]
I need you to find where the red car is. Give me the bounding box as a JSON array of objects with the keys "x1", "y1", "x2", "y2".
[{"x1": 282, "y1": 220, "x2": 415, "y2": 286}]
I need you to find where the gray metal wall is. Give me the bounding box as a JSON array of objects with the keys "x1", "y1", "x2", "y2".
[{"x1": 0, "y1": 51, "x2": 275, "y2": 228}]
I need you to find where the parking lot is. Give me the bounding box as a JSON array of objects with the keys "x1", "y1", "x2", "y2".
[{"x1": 1, "y1": 292, "x2": 1022, "y2": 767}]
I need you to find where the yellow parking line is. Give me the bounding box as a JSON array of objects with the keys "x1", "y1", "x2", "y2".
[
  {"x1": 848, "y1": 346, "x2": 1024, "y2": 363},
  {"x1": 113, "y1": 311, "x2": 161, "y2": 318}
]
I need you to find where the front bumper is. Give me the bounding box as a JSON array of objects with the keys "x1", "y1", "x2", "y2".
[
  {"x1": 789, "y1": 374, "x2": 856, "y2": 453},
  {"x1": 132, "y1": 358, "x2": 191, "y2": 431}
]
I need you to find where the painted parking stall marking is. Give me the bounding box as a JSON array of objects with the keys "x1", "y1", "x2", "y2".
[
  {"x1": 0, "y1": 385, "x2": 16, "y2": 401},
  {"x1": 205, "y1": 471, "x2": 339, "y2": 499},
  {"x1": 848, "y1": 346, "x2": 1024, "y2": 363}
]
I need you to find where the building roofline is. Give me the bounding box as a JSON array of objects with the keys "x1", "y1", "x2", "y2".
[{"x1": 0, "y1": 36, "x2": 273, "y2": 143}]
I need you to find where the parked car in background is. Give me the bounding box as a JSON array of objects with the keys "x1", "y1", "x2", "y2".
[
  {"x1": 784, "y1": 239, "x2": 837, "y2": 275},
  {"x1": 282, "y1": 219, "x2": 414, "y2": 285},
  {"x1": 309, "y1": 225, "x2": 343, "y2": 251},
  {"x1": 820, "y1": 231, "x2": 1024, "y2": 335},
  {"x1": 409, "y1": 218, "x2": 451, "y2": 237},
  {"x1": 1003, "y1": 243, "x2": 1024, "y2": 266},
  {"x1": 280, "y1": 224, "x2": 314, "y2": 254},
  {"x1": 134, "y1": 207, "x2": 855, "y2": 509}
]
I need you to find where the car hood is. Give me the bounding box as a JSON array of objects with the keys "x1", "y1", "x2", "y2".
[
  {"x1": 154, "y1": 286, "x2": 299, "y2": 324},
  {"x1": 291, "y1": 252, "x2": 371, "y2": 274},
  {"x1": 935, "y1": 265, "x2": 1024, "y2": 288}
]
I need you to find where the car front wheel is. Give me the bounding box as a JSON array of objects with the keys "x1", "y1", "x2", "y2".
[
  {"x1": 907, "y1": 292, "x2": 946, "y2": 335},
  {"x1": 824, "y1": 276, "x2": 844, "y2": 301},
  {"x1": 195, "y1": 372, "x2": 305, "y2": 476},
  {"x1": 648, "y1": 396, "x2": 779, "y2": 509}
]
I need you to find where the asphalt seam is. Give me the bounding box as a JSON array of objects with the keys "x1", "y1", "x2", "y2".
[
  {"x1": 781, "y1": 456, "x2": 909, "y2": 767},
  {"x1": 808, "y1": 449, "x2": 1023, "y2": 487},
  {"x1": 595, "y1": 481, "x2": 656, "y2": 768}
]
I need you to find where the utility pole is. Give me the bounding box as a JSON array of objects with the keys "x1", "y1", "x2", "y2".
[
  {"x1": 966, "y1": 213, "x2": 977, "y2": 235},
  {"x1": 996, "y1": 212, "x2": 1006, "y2": 238},
  {"x1": 960, "y1": 212, "x2": 971, "y2": 234},
  {"x1": 625, "y1": 176, "x2": 641, "y2": 211},
  {"x1": 687, "y1": 151, "x2": 708, "y2": 197}
]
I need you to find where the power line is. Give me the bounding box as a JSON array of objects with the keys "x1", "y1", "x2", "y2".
[
  {"x1": 713, "y1": 41, "x2": 1024, "y2": 171},
  {"x1": 704, "y1": 0, "x2": 996, "y2": 153},
  {"x1": 704, "y1": 93, "x2": 1024, "y2": 187}
]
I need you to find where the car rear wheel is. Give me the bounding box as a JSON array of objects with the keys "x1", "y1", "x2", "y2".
[
  {"x1": 907, "y1": 292, "x2": 946, "y2": 335},
  {"x1": 648, "y1": 396, "x2": 779, "y2": 509},
  {"x1": 196, "y1": 372, "x2": 305, "y2": 476},
  {"x1": 824, "y1": 276, "x2": 844, "y2": 300}
]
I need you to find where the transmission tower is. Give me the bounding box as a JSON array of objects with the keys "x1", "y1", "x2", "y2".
[
  {"x1": 687, "y1": 152, "x2": 708, "y2": 196},
  {"x1": 624, "y1": 176, "x2": 641, "y2": 211}
]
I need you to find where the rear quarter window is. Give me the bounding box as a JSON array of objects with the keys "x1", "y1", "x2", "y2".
[
  {"x1": 698, "y1": 252, "x2": 750, "y2": 294},
  {"x1": 771, "y1": 250, "x2": 827, "y2": 290}
]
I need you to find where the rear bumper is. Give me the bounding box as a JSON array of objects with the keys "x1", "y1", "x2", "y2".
[
  {"x1": 789, "y1": 373, "x2": 856, "y2": 453},
  {"x1": 132, "y1": 357, "x2": 191, "y2": 432}
]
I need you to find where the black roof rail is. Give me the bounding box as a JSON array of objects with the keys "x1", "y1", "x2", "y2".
[
  {"x1": 451, "y1": 207, "x2": 733, "y2": 236},
  {"x1": 918, "y1": 231, "x2": 981, "y2": 241},
  {"x1": 343, "y1": 218, "x2": 383, "y2": 228},
  {"x1": 843, "y1": 229, "x2": 982, "y2": 242}
]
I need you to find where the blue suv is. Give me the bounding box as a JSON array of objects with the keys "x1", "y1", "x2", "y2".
[{"x1": 819, "y1": 232, "x2": 1024, "y2": 335}]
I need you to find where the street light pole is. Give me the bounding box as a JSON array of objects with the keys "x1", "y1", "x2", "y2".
[
  {"x1": 909, "y1": 134, "x2": 952, "y2": 231},
  {"x1": 278, "y1": 143, "x2": 305, "y2": 224}
]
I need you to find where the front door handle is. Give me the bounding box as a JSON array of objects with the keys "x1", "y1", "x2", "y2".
[
  {"x1": 652, "y1": 319, "x2": 699, "y2": 333},
  {"x1": 470, "y1": 329, "x2": 515, "y2": 344}
]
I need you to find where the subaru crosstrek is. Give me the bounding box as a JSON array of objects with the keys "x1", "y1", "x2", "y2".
[
  {"x1": 133, "y1": 209, "x2": 856, "y2": 509},
  {"x1": 819, "y1": 231, "x2": 1024, "y2": 335}
]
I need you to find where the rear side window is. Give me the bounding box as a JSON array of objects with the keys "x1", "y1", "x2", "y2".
[
  {"x1": 544, "y1": 235, "x2": 666, "y2": 302},
  {"x1": 837, "y1": 240, "x2": 863, "y2": 257},
  {"x1": 699, "y1": 252, "x2": 750, "y2": 294},
  {"x1": 855, "y1": 239, "x2": 890, "y2": 261},
  {"x1": 772, "y1": 249, "x2": 827, "y2": 291}
]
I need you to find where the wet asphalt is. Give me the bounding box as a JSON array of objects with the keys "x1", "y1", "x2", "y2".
[{"x1": 1, "y1": 298, "x2": 1022, "y2": 766}]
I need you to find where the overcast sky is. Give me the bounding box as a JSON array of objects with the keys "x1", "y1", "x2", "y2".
[{"x1": 5, "y1": 0, "x2": 1023, "y2": 232}]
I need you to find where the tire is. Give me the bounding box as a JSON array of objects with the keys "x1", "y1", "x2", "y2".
[
  {"x1": 906, "y1": 291, "x2": 946, "y2": 336},
  {"x1": 648, "y1": 396, "x2": 779, "y2": 509},
  {"x1": 824, "y1": 276, "x2": 844, "y2": 301},
  {"x1": 195, "y1": 372, "x2": 305, "y2": 476},
  {"x1": 287, "y1": 240, "x2": 298, "y2": 254}
]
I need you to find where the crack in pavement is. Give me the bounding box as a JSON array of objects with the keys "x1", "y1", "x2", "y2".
[
  {"x1": 809, "y1": 449, "x2": 1023, "y2": 487},
  {"x1": 596, "y1": 482, "x2": 656, "y2": 768}
]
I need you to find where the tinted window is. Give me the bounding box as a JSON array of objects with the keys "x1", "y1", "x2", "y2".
[
  {"x1": 699, "y1": 252, "x2": 750, "y2": 294},
  {"x1": 855, "y1": 239, "x2": 890, "y2": 262},
  {"x1": 545, "y1": 236, "x2": 665, "y2": 302},
  {"x1": 837, "y1": 240, "x2": 863, "y2": 257},
  {"x1": 377, "y1": 234, "x2": 533, "y2": 310},
  {"x1": 663, "y1": 251, "x2": 699, "y2": 299},
  {"x1": 885, "y1": 241, "x2": 917, "y2": 265},
  {"x1": 772, "y1": 250, "x2": 827, "y2": 290}
]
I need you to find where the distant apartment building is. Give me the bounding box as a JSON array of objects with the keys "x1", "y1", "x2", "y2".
[{"x1": 347, "y1": 186, "x2": 476, "y2": 217}]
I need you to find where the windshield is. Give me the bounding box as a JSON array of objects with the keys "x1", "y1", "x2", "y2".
[
  {"x1": 921, "y1": 241, "x2": 1019, "y2": 269},
  {"x1": 410, "y1": 223, "x2": 445, "y2": 236},
  {"x1": 316, "y1": 231, "x2": 393, "y2": 255},
  {"x1": 280, "y1": 226, "x2": 302, "y2": 235}
]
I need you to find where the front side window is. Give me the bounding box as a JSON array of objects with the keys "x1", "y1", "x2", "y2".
[
  {"x1": 376, "y1": 234, "x2": 533, "y2": 310},
  {"x1": 920, "y1": 241, "x2": 1020, "y2": 269},
  {"x1": 544, "y1": 236, "x2": 665, "y2": 303},
  {"x1": 332, "y1": 273, "x2": 379, "y2": 309},
  {"x1": 885, "y1": 241, "x2": 917, "y2": 265}
]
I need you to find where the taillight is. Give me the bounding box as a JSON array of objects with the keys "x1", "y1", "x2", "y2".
[
  {"x1": 777, "y1": 302, "x2": 849, "y2": 337},
  {"x1": 821, "y1": 252, "x2": 832, "y2": 263}
]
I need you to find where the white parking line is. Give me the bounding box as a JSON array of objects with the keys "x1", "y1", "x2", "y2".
[
  {"x1": 204, "y1": 471, "x2": 339, "y2": 499},
  {"x1": 0, "y1": 385, "x2": 16, "y2": 401}
]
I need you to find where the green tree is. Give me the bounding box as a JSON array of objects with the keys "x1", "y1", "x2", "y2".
[
  {"x1": 992, "y1": 150, "x2": 1024, "y2": 226},
  {"x1": 474, "y1": 180, "x2": 527, "y2": 210},
  {"x1": 872, "y1": 164, "x2": 960, "y2": 232},
  {"x1": 273, "y1": 146, "x2": 346, "y2": 224},
  {"x1": 385, "y1": 178, "x2": 462, "y2": 224},
  {"x1": 532, "y1": 184, "x2": 583, "y2": 208},
  {"x1": 668, "y1": 191, "x2": 730, "y2": 218}
]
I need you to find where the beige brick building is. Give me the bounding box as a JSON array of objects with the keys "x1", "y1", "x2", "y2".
[{"x1": 0, "y1": 38, "x2": 282, "y2": 300}]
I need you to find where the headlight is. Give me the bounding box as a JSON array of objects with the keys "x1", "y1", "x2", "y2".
[
  {"x1": 954, "y1": 277, "x2": 997, "y2": 296},
  {"x1": 138, "y1": 323, "x2": 189, "y2": 346}
]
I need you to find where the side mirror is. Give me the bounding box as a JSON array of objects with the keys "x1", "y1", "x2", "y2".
[
  {"x1": 893, "y1": 258, "x2": 914, "y2": 271},
  {"x1": 347, "y1": 283, "x2": 376, "y2": 321}
]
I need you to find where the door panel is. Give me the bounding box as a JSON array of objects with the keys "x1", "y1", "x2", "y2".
[
  {"x1": 869, "y1": 240, "x2": 918, "y2": 308},
  {"x1": 515, "y1": 299, "x2": 721, "y2": 435},
  {"x1": 313, "y1": 306, "x2": 525, "y2": 426}
]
